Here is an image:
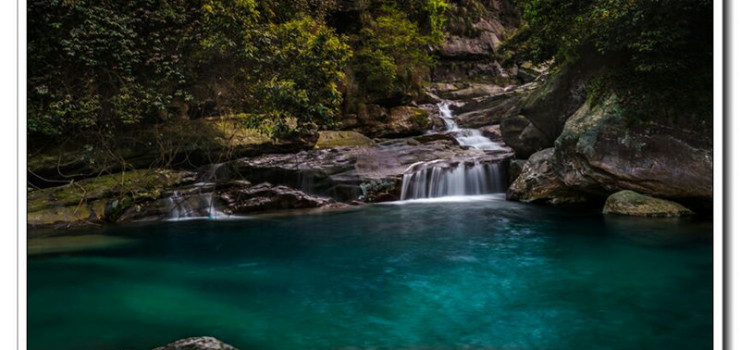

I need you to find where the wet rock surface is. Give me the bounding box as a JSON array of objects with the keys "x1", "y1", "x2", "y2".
[
  {"x1": 214, "y1": 137, "x2": 512, "y2": 201},
  {"x1": 603, "y1": 190, "x2": 695, "y2": 217},
  {"x1": 219, "y1": 183, "x2": 336, "y2": 214}
]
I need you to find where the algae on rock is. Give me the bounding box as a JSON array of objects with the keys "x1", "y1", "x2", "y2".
[{"x1": 603, "y1": 190, "x2": 694, "y2": 217}]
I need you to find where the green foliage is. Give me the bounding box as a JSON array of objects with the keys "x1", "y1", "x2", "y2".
[
  {"x1": 503, "y1": 0, "x2": 712, "y2": 121},
  {"x1": 28, "y1": 0, "x2": 352, "y2": 140},
  {"x1": 350, "y1": 4, "x2": 441, "y2": 102},
  {"x1": 28, "y1": 0, "x2": 450, "y2": 142}
]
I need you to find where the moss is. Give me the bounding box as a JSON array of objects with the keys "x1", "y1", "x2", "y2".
[
  {"x1": 29, "y1": 169, "x2": 192, "y2": 212},
  {"x1": 28, "y1": 168, "x2": 196, "y2": 227},
  {"x1": 27, "y1": 203, "x2": 95, "y2": 226},
  {"x1": 410, "y1": 109, "x2": 430, "y2": 129},
  {"x1": 314, "y1": 131, "x2": 374, "y2": 149},
  {"x1": 603, "y1": 190, "x2": 694, "y2": 217}
]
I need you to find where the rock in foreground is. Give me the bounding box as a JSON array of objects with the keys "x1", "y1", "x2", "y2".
[
  {"x1": 603, "y1": 190, "x2": 695, "y2": 217},
  {"x1": 151, "y1": 337, "x2": 237, "y2": 350}
]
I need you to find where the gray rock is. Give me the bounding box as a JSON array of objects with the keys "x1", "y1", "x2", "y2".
[
  {"x1": 499, "y1": 53, "x2": 608, "y2": 158},
  {"x1": 152, "y1": 337, "x2": 237, "y2": 350},
  {"x1": 506, "y1": 148, "x2": 590, "y2": 205},
  {"x1": 219, "y1": 137, "x2": 512, "y2": 201},
  {"x1": 553, "y1": 95, "x2": 712, "y2": 201},
  {"x1": 500, "y1": 115, "x2": 550, "y2": 158},
  {"x1": 508, "y1": 159, "x2": 527, "y2": 184},
  {"x1": 452, "y1": 91, "x2": 524, "y2": 128},
  {"x1": 220, "y1": 183, "x2": 336, "y2": 214},
  {"x1": 479, "y1": 125, "x2": 503, "y2": 141}
]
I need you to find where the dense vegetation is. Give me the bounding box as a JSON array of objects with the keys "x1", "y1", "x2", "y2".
[
  {"x1": 501, "y1": 0, "x2": 713, "y2": 122},
  {"x1": 28, "y1": 0, "x2": 713, "y2": 182},
  {"x1": 28, "y1": 0, "x2": 448, "y2": 140}
]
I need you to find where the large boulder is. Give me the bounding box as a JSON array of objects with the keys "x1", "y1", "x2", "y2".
[
  {"x1": 603, "y1": 190, "x2": 695, "y2": 217},
  {"x1": 152, "y1": 337, "x2": 237, "y2": 350},
  {"x1": 553, "y1": 95, "x2": 713, "y2": 202},
  {"x1": 506, "y1": 148, "x2": 589, "y2": 205},
  {"x1": 500, "y1": 115, "x2": 550, "y2": 158},
  {"x1": 508, "y1": 159, "x2": 527, "y2": 184},
  {"x1": 500, "y1": 52, "x2": 609, "y2": 158}
]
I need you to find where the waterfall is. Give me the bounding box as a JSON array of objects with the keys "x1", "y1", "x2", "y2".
[
  {"x1": 400, "y1": 161, "x2": 506, "y2": 200},
  {"x1": 164, "y1": 191, "x2": 226, "y2": 220},
  {"x1": 438, "y1": 103, "x2": 507, "y2": 151},
  {"x1": 395, "y1": 102, "x2": 510, "y2": 200}
]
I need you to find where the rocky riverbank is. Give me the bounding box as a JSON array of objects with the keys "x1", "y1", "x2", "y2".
[{"x1": 27, "y1": 0, "x2": 713, "y2": 231}]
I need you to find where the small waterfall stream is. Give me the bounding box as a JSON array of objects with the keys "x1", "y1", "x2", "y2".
[
  {"x1": 399, "y1": 103, "x2": 508, "y2": 200},
  {"x1": 438, "y1": 103, "x2": 507, "y2": 151},
  {"x1": 164, "y1": 190, "x2": 227, "y2": 220},
  {"x1": 400, "y1": 161, "x2": 506, "y2": 200}
]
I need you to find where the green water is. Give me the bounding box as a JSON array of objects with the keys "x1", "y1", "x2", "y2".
[{"x1": 28, "y1": 195, "x2": 713, "y2": 350}]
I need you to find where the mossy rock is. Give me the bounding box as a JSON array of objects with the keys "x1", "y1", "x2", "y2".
[
  {"x1": 28, "y1": 169, "x2": 196, "y2": 228},
  {"x1": 314, "y1": 131, "x2": 374, "y2": 149},
  {"x1": 603, "y1": 190, "x2": 694, "y2": 217},
  {"x1": 27, "y1": 200, "x2": 106, "y2": 227},
  {"x1": 28, "y1": 169, "x2": 194, "y2": 211}
]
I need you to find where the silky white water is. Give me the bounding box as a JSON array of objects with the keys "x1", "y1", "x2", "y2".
[
  {"x1": 438, "y1": 103, "x2": 507, "y2": 151},
  {"x1": 398, "y1": 104, "x2": 508, "y2": 200},
  {"x1": 400, "y1": 161, "x2": 505, "y2": 200},
  {"x1": 165, "y1": 191, "x2": 228, "y2": 220}
]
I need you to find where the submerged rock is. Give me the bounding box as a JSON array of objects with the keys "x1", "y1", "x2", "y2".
[
  {"x1": 603, "y1": 190, "x2": 695, "y2": 217},
  {"x1": 506, "y1": 148, "x2": 589, "y2": 205},
  {"x1": 151, "y1": 337, "x2": 237, "y2": 350}
]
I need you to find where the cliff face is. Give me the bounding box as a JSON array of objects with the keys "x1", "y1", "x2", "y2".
[{"x1": 433, "y1": 0, "x2": 521, "y2": 84}]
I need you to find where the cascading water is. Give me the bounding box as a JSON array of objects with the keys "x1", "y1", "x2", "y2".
[
  {"x1": 400, "y1": 161, "x2": 506, "y2": 200},
  {"x1": 438, "y1": 103, "x2": 507, "y2": 151},
  {"x1": 164, "y1": 191, "x2": 227, "y2": 220},
  {"x1": 397, "y1": 103, "x2": 509, "y2": 200}
]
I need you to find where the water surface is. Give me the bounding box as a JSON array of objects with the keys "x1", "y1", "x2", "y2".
[{"x1": 28, "y1": 195, "x2": 712, "y2": 350}]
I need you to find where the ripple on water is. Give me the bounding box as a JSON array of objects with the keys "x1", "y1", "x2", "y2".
[{"x1": 28, "y1": 200, "x2": 712, "y2": 350}]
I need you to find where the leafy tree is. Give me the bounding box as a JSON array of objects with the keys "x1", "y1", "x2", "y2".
[
  {"x1": 350, "y1": 5, "x2": 440, "y2": 102},
  {"x1": 247, "y1": 17, "x2": 351, "y2": 136},
  {"x1": 502, "y1": 0, "x2": 712, "y2": 121}
]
